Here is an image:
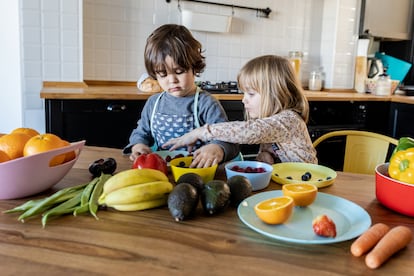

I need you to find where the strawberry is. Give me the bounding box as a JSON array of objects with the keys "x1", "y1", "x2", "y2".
[{"x1": 312, "y1": 214, "x2": 337, "y2": 238}]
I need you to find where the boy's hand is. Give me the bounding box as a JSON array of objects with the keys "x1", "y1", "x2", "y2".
[
  {"x1": 191, "y1": 144, "x2": 224, "y2": 168},
  {"x1": 130, "y1": 143, "x2": 152, "y2": 161}
]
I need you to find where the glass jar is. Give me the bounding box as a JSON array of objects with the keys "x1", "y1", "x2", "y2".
[
  {"x1": 288, "y1": 51, "x2": 303, "y2": 81},
  {"x1": 375, "y1": 69, "x2": 392, "y2": 96},
  {"x1": 308, "y1": 70, "x2": 322, "y2": 91}
]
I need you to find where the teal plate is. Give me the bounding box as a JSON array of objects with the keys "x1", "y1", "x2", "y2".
[{"x1": 238, "y1": 191, "x2": 371, "y2": 244}]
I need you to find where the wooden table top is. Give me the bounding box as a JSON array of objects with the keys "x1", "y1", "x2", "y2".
[{"x1": 1, "y1": 146, "x2": 413, "y2": 275}]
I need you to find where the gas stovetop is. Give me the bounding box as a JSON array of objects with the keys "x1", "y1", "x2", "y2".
[{"x1": 199, "y1": 81, "x2": 241, "y2": 94}]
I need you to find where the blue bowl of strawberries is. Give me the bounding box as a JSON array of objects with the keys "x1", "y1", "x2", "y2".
[{"x1": 225, "y1": 160, "x2": 273, "y2": 191}]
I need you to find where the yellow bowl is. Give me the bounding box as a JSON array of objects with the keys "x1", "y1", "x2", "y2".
[{"x1": 170, "y1": 156, "x2": 218, "y2": 183}]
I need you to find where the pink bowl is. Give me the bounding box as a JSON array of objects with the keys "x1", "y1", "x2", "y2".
[
  {"x1": 0, "y1": 140, "x2": 85, "y2": 199},
  {"x1": 375, "y1": 163, "x2": 414, "y2": 217}
]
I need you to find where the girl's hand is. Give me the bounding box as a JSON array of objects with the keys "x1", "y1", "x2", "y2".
[
  {"x1": 190, "y1": 144, "x2": 224, "y2": 168},
  {"x1": 162, "y1": 128, "x2": 203, "y2": 151},
  {"x1": 130, "y1": 143, "x2": 152, "y2": 161}
]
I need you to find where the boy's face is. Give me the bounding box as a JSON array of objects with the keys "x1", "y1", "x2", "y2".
[{"x1": 155, "y1": 56, "x2": 197, "y2": 97}]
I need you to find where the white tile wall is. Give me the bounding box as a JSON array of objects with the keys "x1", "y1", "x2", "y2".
[
  {"x1": 18, "y1": 0, "x2": 361, "y2": 131},
  {"x1": 83, "y1": 0, "x2": 360, "y2": 88},
  {"x1": 20, "y1": 0, "x2": 82, "y2": 132}
]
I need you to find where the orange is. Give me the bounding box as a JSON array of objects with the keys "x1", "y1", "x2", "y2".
[
  {"x1": 282, "y1": 183, "x2": 318, "y2": 207},
  {"x1": 61, "y1": 140, "x2": 76, "y2": 163},
  {"x1": 254, "y1": 196, "x2": 294, "y2": 224},
  {"x1": 23, "y1": 133, "x2": 67, "y2": 166},
  {"x1": 0, "y1": 133, "x2": 32, "y2": 159},
  {"x1": 11, "y1": 127, "x2": 40, "y2": 138},
  {"x1": 0, "y1": 149, "x2": 11, "y2": 163}
]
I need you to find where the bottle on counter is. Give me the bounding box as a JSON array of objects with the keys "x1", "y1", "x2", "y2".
[
  {"x1": 289, "y1": 51, "x2": 303, "y2": 82},
  {"x1": 375, "y1": 68, "x2": 392, "y2": 96}
]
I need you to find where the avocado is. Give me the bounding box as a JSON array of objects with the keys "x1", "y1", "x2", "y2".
[
  {"x1": 168, "y1": 183, "x2": 199, "y2": 222},
  {"x1": 227, "y1": 175, "x2": 253, "y2": 207},
  {"x1": 201, "y1": 180, "x2": 231, "y2": 215},
  {"x1": 176, "y1": 172, "x2": 204, "y2": 192}
]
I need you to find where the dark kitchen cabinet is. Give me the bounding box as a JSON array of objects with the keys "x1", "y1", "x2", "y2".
[
  {"x1": 308, "y1": 101, "x2": 391, "y2": 138},
  {"x1": 45, "y1": 99, "x2": 145, "y2": 149},
  {"x1": 389, "y1": 102, "x2": 414, "y2": 138}
]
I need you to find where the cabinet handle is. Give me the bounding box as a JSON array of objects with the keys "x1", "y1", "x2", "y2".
[{"x1": 107, "y1": 104, "x2": 127, "y2": 112}]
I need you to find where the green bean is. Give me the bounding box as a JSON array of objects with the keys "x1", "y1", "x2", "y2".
[
  {"x1": 41, "y1": 192, "x2": 82, "y2": 227},
  {"x1": 89, "y1": 174, "x2": 112, "y2": 219},
  {"x1": 81, "y1": 177, "x2": 99, "y2": 204},
  {"x1": 73, "y1": 204, "x2": 89, "y2": 216},
  {"x1": 17, "y1": 182, "x2": 89, "y2": 222},
  {"x1": 4, "y1": 190, "x2": 81, "y2": 214},
  {"x1": 3, "y1": 199, "x2": 42, "y2": 214},
  {"x1": 73, "y1": 177, "x2": 100, "y2": 216}
]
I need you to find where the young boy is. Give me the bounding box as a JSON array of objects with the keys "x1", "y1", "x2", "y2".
[{"x1": 124, "y1": 24, "x2": 239, "y2": 168}]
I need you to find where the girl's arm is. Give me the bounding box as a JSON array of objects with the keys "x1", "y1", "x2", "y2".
[{"x1": 163, "y1": 110, "x2": 301, "y2": 150}]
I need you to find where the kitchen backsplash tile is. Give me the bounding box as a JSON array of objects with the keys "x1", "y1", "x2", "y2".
[
  {"x1": 81, "y1": 0, "x2": 359, "y2": 89},
  {"x1": 19, "y1": 0, "x2": 361, "y2": 130}
]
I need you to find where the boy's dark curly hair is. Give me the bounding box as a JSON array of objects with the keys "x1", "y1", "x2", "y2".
[{"x1": 144, "y1": 24, "x2": 206, "y2": 78}]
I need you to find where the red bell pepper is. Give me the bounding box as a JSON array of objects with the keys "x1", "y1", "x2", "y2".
[{"x1": 132, "y1": 153, "x2": 168, "y2": 175}]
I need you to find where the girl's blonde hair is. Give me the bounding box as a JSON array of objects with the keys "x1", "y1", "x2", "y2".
[{"x1": 237, "y1": 55, "x2": 309, "y2": 122}]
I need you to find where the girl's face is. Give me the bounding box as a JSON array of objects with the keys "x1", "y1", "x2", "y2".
[
  {"x1": 155, "y1": 56, "x2": 197, "y2": 97},
  {"x1": 242, "y1": 88, "x2": 261, "y2": 119}
]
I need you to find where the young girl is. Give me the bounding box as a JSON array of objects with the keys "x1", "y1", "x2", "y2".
[
  {"x1": 163, "y1": 55, "x2": 317, "y2": 165},
  {"x1": 124, "y1": 24, "x2": 239, "y2": 168}
]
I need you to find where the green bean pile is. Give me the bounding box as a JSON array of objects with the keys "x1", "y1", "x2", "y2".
[{"x1": 3, "y1": 173, "x2": 112, "y2": 227}]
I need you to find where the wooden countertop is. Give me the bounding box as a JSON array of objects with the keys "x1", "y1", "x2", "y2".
[
  {"x1": 1, "y1": 146, "x2": 413, "y2": 275},
  {"x1": 39, "y1": 82, "x2": 414, "y2": 103}
]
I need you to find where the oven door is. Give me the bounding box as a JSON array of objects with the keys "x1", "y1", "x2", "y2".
[
  {"x1": 308, "y1": 101, "x2": 369, "y2": 170},
  {"x1": 309, "y1": 126, "x2": 353, "y2": 171}
]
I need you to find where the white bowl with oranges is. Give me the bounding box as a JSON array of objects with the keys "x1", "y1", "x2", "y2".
[{"x1": 0, "y1": 128, "x2": 84, "y2": 199}]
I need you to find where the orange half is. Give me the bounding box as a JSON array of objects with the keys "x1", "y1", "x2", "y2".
[
  {"x1": 282, "y1": 183, "x2": 318, "y2": 207},
  {"x1": 254, "y1": 196, "x2": 294, "y2": 224}
]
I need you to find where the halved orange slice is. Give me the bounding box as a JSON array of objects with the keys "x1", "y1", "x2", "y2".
[
  {"x1": 282, "y1": 183, "x2": 317, "y2": 207},
  {"x1": 254, "y1": 196, "x2": 294, "y2": 224}
]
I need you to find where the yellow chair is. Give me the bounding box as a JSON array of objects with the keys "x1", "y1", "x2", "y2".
[{"x1": 312, "y1": 130, "x2": 398, "y2": 174}]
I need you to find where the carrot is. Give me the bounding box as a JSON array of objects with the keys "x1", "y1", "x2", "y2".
[
  {"x1": 350, "y1": 223, "x2": 390, "y2": 257},
  {"x1": 365, "y1": 226, "x2": 413, "y2": 269}
]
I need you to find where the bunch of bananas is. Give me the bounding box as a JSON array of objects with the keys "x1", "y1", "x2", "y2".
[{"x1": 98, "y1": 168, "x2": 173, "y2": 211}]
